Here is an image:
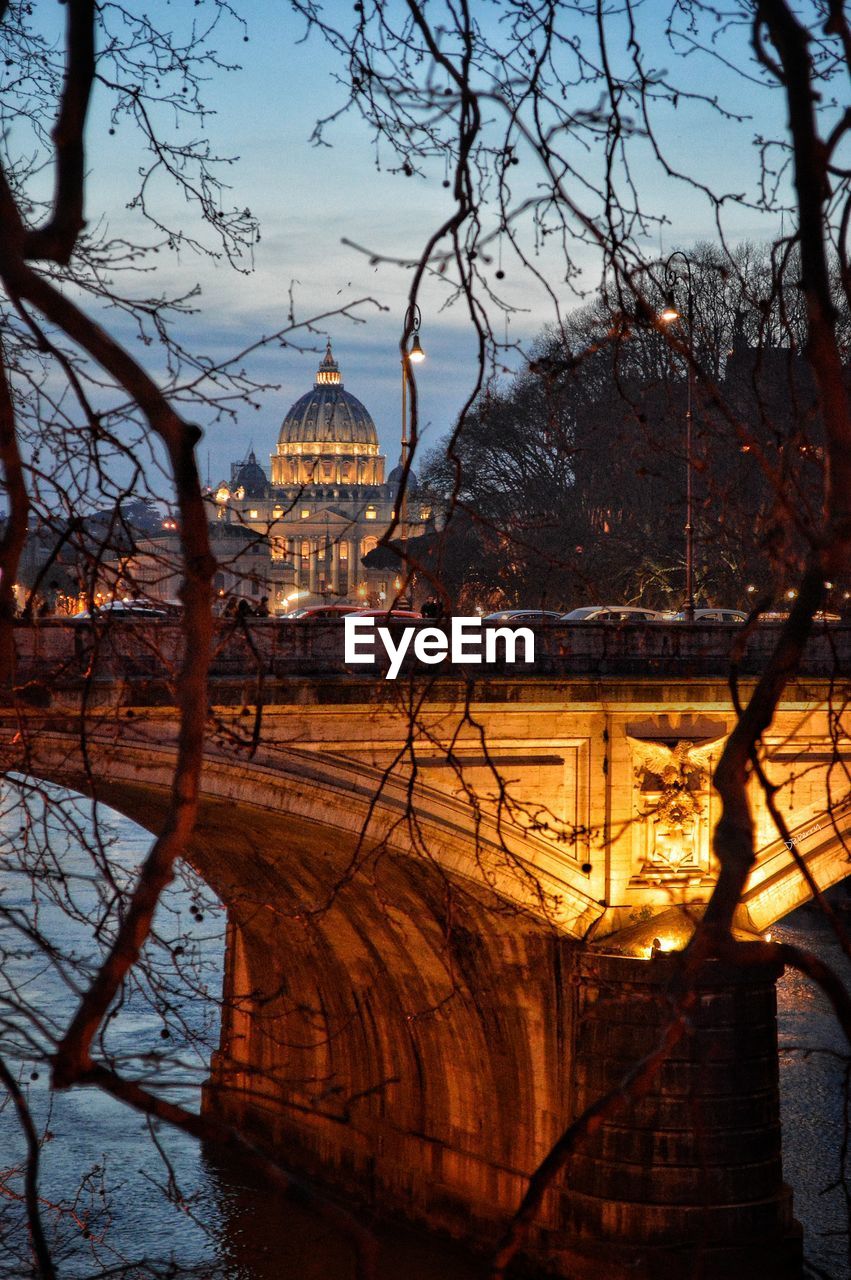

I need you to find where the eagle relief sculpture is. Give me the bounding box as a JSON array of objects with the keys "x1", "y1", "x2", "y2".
[{"x1": 629, "y1": 737, "x2": 723, "y2": 882}]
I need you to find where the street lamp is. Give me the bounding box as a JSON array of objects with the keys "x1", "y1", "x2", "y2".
[
  {"x1": 660, "y1": 251, "x2": 696, "y2": 622},
  {"x1": 660, "y1": 292, "x2": 680, "y2": 325},
  {"x1": 400, "y1": 303, "x2": 425, "y2": 541}
]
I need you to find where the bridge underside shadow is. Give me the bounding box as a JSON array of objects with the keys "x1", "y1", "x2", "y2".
[{"x1": 83, "y1": 776, "x2": 578, "y2": 1258}]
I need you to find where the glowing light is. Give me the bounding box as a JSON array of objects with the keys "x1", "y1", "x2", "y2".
[
  {"x1": 657, "y1": 934, "x2": 682, "y2": 952},
  {"x1": 645, "y1": 929, "x2": 691, "y2": 959},
  {"x1": 660, "y1": 291, "x2": 679, "y2": 324}
]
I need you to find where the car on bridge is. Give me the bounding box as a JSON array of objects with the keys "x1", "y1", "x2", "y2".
[
  {"x1": 72, "y1": 599, "x2": 175, "y2": 623},
  {"x1": 482, "y1": 609, "x2": 563, "y2": 624},
  {"x1": 758, "y1": 609, "x2": 842, "y2": 623},
  {"x1": 668, "y1": 608, "x2": 748, "y2": 623},
  {"x1": 279, "y1": 604, "x2": 361, "y2": 621},
  {"x1": 561, "y1": 606, "x2": 667, "y2": 623},
  {"x1": 350, "y1": 608, "x2": 422, "y2": 620}
]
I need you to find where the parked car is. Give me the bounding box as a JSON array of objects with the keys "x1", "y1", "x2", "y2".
[
  {"x1": 561, "y1": 606, "x2": 667, "y2": 623},
  {"x1": 758, "y1": 610, "x2": 841, "y2": 623},
  {"x1": 279, "y1": 604, "x2": 361, "y2": 621},
  {"x1": 482, "y1": 609, "x2": 563, "y2": 624},
  {"x1": 670, "y1": 608, "x2": 747, "y2": 623},
  {"x1": 349, "y1": 608, "x2": 422, "y2": 620},
  {"x1": 72, "y1": 599, "x2": 173, "y2": 623}
]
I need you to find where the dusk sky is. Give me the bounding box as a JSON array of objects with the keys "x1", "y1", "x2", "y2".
[{"x1": 80, "y1": 0, "x2": 792, "y2": 490}]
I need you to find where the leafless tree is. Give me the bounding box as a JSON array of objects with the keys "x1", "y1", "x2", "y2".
[
  {"x1": 0, "y1": 3, "x2": 381, "y2": 1277},
  {"x1": 3, "y1": 1, "x2": 851, "y2": 1278},
  {"x1": 290, "y1": 1, "x2": 851, "y2": 1274}
]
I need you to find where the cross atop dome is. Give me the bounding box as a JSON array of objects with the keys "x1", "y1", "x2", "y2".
[{"x1": 315, "y1": 339, "x2": 342, "y2": 387}]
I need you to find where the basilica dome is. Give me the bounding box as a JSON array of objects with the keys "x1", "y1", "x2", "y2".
[
  {"x1": 231, "y1": 449, "x2": 268, "y2": 498},
  {"x1": 277, "y1": 341, "x2": 379, "y2": 449},
  {"x1": 388, "y1": 457, "x2": 418, "y2": 496}
]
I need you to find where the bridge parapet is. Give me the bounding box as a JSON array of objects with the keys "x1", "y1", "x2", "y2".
[{"x1": 9, "y1": 618, "x2": 851, "y2": 689}]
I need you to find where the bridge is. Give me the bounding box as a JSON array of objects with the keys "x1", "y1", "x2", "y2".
[{"x1": 5, "y1": 618, "x2": 849, "y2": 1277}]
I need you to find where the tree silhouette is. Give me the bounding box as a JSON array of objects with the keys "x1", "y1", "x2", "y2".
[{"x1": 2, "y1": 2, "x2": 851, "y2": 1279}]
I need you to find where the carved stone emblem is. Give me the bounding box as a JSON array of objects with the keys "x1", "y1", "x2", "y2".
[{"x1": 628, "y1": 735, "x2": 724, "y2": 884}]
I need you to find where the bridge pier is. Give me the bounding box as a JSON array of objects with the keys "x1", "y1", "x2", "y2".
[
  {"x1": 561, "y1": 951, "x2": 801, "y2": 1279},
  {"x1": 204, "y1": 918, "x2": 801, "y2": 1277}
]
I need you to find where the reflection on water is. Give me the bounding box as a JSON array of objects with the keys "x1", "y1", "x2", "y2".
[
  {"x1": 0, "y1": 797, "x2": 485, "y2": 1280},
  {"x1": 1, "y1": 800, "x2": 849, "y2": 1278},
  {"x1": 203, "y1": 1153, "x2": 484, "y2": 1280},
  {"x1": 0, "y1": 794, "x2": 227, "y2": 1279},
  {"x1": 775, "y1": 900, "x2": 851, "y2": 1280}
]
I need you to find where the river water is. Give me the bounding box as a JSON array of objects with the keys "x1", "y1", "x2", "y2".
[{"x1": 0, "y1": 801, "x2": 849, "y2": 1279}]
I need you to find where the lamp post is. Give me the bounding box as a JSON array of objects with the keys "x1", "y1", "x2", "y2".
[
  {"x1": 400, "y1": 303, "x2": 425, "y2": 542},
  {"x1": 660, "y1": 251, "x2": 696, "y2": 622}
]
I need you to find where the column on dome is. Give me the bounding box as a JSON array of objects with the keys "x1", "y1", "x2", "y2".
[
  {"x1": 347, "y1": 538, "x2": 359, "y2": 593},
  {"x1": 330, "y1": 540, "x2": 341, "y2": 594},
  {"x1": 319, "y1": 535, "x2": 330, "y2": 592},
  {"x1": 308, "y1": 540, "x2": 318, "y2": 593}
]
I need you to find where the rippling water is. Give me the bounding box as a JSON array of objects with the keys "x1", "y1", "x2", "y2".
[
  {"x1": 1, "y1": 802, "x2": 849, "y2": 1278},
  {"x1": 775, "y1": 906, "x2": 851, "y2": 1279}
]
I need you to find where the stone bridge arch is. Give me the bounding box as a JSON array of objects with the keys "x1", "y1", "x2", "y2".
[{"x1": 8, "y1": 728, "x2": 588, "y2": 1251}]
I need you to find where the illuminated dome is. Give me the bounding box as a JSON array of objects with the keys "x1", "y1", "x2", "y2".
[{"x1": 277, "y1": 341, "x2": 379, "y2": 449}]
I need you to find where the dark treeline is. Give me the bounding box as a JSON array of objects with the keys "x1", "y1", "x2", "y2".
[{"x1": 419, "y1": 243, "x2": 843, "y2": 613}]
